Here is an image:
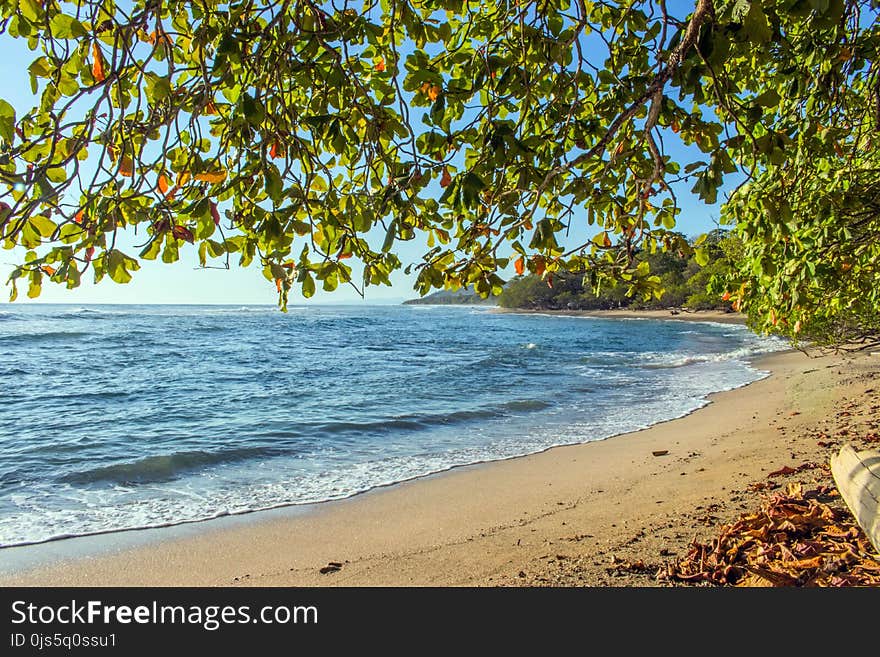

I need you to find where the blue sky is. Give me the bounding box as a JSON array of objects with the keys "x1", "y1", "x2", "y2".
[{"x1": 0, "y1": 12, "x2": 730, "y2": 306}]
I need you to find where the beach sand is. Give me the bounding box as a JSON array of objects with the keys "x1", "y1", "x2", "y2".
[
  {"x1": 2, "y1": 345, "x2": 878, "y2": 587},
  {"x1": 494, "y1": 308, "x2": 749, "y2": 325}
]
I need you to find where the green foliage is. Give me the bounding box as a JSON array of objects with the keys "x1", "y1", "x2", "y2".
[
  {"x1": 0, "y1": 0, "x2": 877, "y2": 342},
  {"x1": 499, "y1": 231, "x2": 739, "y2": 311},
  {"x1": 403, "y1": 285, "x2": 498, "y2": 305}
]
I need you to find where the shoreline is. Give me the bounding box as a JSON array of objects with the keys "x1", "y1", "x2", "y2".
[
  {"x1": 492, "y1": 307, "x2": 748, "y2": 325},
  {"x1": 0, "y1": 346, "x2": 772, "y2": 555},
  {"x1": 0, "y1": 351, "x2": 770, "y2": 560},
  {"x1": 3, "y1": 345, "x2": 876, "y2": 586}
]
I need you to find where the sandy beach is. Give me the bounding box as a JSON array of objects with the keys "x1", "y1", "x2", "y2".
[
  {"x1": 494, "y1": 307, "x2": 749, "y2": 325},
  {"x1": 2, "y1": 343, "x2": 877, "y2": 587}
]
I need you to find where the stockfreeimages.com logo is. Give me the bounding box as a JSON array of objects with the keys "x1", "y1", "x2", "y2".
[{"x1": 11, "y1": 599, "x2": 318, "y2": 632}]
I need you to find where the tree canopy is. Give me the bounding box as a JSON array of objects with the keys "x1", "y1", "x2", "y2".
[{"x1": 0, "y1": 0, "x2": 878, "y2": 344}]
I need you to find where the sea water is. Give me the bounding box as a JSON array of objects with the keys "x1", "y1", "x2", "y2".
[{"x1": 0, "y1": 304, "x2": 786, "y2": 546}]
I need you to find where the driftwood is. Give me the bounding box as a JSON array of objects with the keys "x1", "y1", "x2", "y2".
[{"x1": 831, "y1": 444, "x2": 880, "y2": 554}]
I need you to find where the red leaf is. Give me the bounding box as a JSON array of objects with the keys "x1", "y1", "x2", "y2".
[
  {"x1": 210, "y1": 201, "x2": 221, "y2": 226},
  {"x1": 768, "y1": 465, "x2": 797, "y2": 478},
  {"x1": 172, "y1": 225, "x2": 194, "y2": 243},
  {"x1": 533, "y1": 256, "x2": 546, "y2": 277},
  {"x1": 85, "y1": 246, "x2": 95, "y2": 263},
  {"x1": 440, "y1": 166, "x2": 452, "y2": 188},
  {"x1": 118, "y1": 156, "x2": 134, "y2": 177}
]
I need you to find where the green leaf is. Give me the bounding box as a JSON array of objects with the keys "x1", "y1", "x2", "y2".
[
  {"x1": 29, "y1": 214, "x2": 57, "y2": 238},
  {"x1": 140, "y1": 239, "x2": 161, "y2": 260},
  {"x1": 50, "y1": 14, "x2": 87, "y2": 39},
  {"x1": 743, "y1": 2, "x2": 772, "y2": 44},
  {"x1": 241, "y1": 93, "x2": 265, "y2": 127},
  {"x1": 382, "y1": 220, "x2": 397, "y2": 252},
  {"x1": 105, "y1": 249, "x2": 139, "y2": 284},
  {"x1": 265, "y1": 167, "x2": 283, "y2": 203},
  {"x1": 302, "y1": 273, "x2": 316, "y2": 298},
  {"x1": 19, "y1": 0, "x2": 42, "y2": 23},
  {"x1": 46, "y1": 167, "x2": 67, "y2": 183},
  {"x1": 27, "y1": 272, "x2": 42, "y2": 299},
  {"x1": 0, "y1": 99, "x2": 15, "y2": 143},
  {"x1": 754, "y1": 89, "x2": 780, "y2": 108},
  {"x1": 145, "y1": 73, "x2": 172, "y2": 103}
]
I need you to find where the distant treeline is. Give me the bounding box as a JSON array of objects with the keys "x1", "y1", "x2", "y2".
[
  {"x1": 403, "y1": 286, "x2": 498, "y2": 305},
  {"x1": 499, "y1": 230, "x2": 739, "y2": 311}
]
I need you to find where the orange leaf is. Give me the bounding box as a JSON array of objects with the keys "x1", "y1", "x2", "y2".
[
  {"x1": 204, "y1": 101, "x2": 218, "y2": 115},
  {"x1": 270, "y1": 142, "x2": 285, "y2": 159},
  {"x1": 157, "y1": 175, "x2": 170, "y2": 195},
  {"x1": 721, "y1": 291, "x2": 731, "y2": 301},
  {"x1": 523, "y1": 219, "x2": 533, "y2": 231},
  {"x1": 148, "y1": 29, "x2": 172, "y2": 46},
  {"x1": 91, "y1": 43, "x2": 105, "y2": 82},
  {"x1": 428, "y1": 84, "x2": 441, "y2": 102},
  {"x1": 210, "y1": 201, "x2": 221, "y2": 226},
  {"x1": 172, "y1": 225, "x2": 194, "y2": 243},
  {"x1": 177, "y1": 171, "x2": 191, "y2": 186},
  {"x1": 41, "y1": 265, "x2": 56, "y2": 275},
  {"x1": 338, "y1": 252, "x2": 352, "y2": 260},
  {"x1": 514, "y1": 256, "x2": 525, "y2": 276},
  {"x1": 671, "y1": 120, "x2": 680, "y2": 133},
  {"x1": 118, "y1": 156, "x2": 134, "y2": 177},
  {"x1": 547, "y1": 275, "x2": 554, "y2": 289},
  {"x1": 275, "y1": 278, "x2": 283, "y2": 293},
  {"x1": 614, "y1": 142, "x2": 625, "y2": 157},
  {"x1": 74, "y1": 210, "x2": 84, "y2": 224},
  {"x1": 440, "y1": 166, "x2": 452, "y2": 188},
  {"x1": 375, "y1": 57, "x2": 386, "y2": 72},
  {"x1": 195, "y1": 171, "x2": 227, "y2": 184}
]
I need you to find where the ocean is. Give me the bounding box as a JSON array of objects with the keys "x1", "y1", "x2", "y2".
[{"x1": 0, "y1": 304, "x2": 786, "y2": 547}]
